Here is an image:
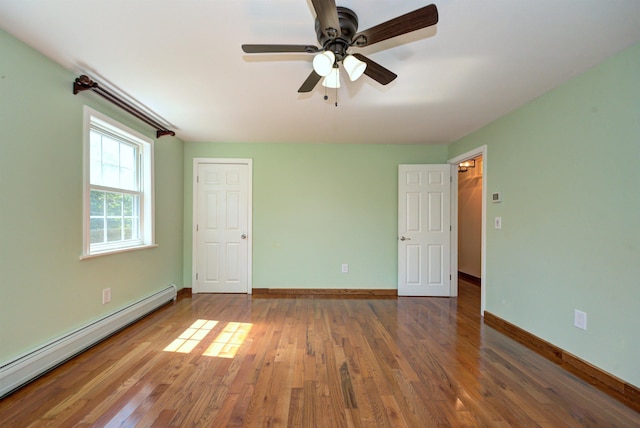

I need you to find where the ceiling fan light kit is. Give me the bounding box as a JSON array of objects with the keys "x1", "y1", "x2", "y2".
[
  {"x1": 241, "y1": 1, "x2": 439, "y2": 100},
  {"x1": 312, "y1": 50, "x2": 336, "y2": 76},
  {"x1": 322, "y1": 67, "x2": 341, "y2": 88},
  {"x1": 343, "y1": 54, "x2": 367, "y2": 81}
]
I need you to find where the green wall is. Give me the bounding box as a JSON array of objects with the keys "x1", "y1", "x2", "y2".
[
  {"x1": 183, "y1": 143, "x2": 448, "y2": 289},
  {"x1": 449, "y1": 42, "x2": 640, "y2": 387},
  {"x1": 0, "y1": 29, "x2": 185, "y2": 363},
  {"x1": 3, "y1": 22, "x2": 638, "y2": 392}
]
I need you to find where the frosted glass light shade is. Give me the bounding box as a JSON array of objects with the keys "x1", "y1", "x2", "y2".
[
  {"x1": 321, "y1": 67, "x2": 340, "y2": 88},
  {"x1": 343, "y1": 55, "x2": 367, "y2": 81},
  {"x1": 312, "y1": 51, "x2": 335, "y2": 77}
]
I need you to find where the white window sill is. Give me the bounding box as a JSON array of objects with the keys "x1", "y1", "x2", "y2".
[{"x1": 80, "y1": 243, "x2": 158, "y2": 260}]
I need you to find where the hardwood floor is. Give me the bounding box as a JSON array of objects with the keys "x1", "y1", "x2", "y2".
[{"x1": 1, "y1": 281, "x2": 638, "y2": 427}]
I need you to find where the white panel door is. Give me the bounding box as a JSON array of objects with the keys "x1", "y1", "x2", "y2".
[
  {"x1": 398, "y1": 164, "x2": 451, "y2": 296},
  {"x1": 195, "y1": 162, "x2": 250, "y2": 293}
]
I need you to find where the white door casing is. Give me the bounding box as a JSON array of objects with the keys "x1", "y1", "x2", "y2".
[
  {"x1": 193, "y1": 159, "x2": 252, "y2": 293},
  {"x1": 449, "y1": 145, "x2": 487, "y2": 314},
  {"x1": 398, "y1": 164, "x2": 451, "y2": 296}
]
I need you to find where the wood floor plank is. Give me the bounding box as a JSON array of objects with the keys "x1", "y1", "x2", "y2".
[
  {"x1": 1, "y1": 282, "x2": 639, "y2": 427},
  {"x1": 362, "y1": 376, "x2": 392, "y2": 427},
  {"x1": 121, "y1": 383, "x2": 171, "y2": 427},
  {"x1": 301, "y1": 380, "x2": 316, "y2": 427},
  {"x1": 226, "y1": 383, "x2": 255, "y2": 427}
]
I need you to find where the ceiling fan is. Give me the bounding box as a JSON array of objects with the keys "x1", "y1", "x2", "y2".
[{"x1": 241, "y1": 1, "x2": 439, "y2": 93}]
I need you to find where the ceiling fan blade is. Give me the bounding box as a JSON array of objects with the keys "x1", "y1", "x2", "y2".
[
  {"x1": 352, "y1": 4, "x2": 438, "y2": 47},
  {"x1": 242, "y1": 44, "x2": 320, "y2": 54},
  {"x1": 311, "y1": 0, "x2": 341, "y2": 38},
  {"x1": 352, "y1": 54, "x2": 397, "y2": 85},
  {"x1": 298, "y1": 70, "x2": 322, "y2": 93}
]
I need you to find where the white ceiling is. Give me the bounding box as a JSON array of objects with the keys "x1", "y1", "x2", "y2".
[{"x1": 1, "y1": 1, "x2": 639, "y2": 144}]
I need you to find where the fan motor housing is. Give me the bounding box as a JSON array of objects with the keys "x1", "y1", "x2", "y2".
[{"x1": 315, "y1": 6, "x2": 358, "y2": 60}]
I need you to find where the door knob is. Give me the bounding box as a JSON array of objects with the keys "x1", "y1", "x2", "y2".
[
  {"x1": 241, "y1": 234, "x2": 247, "y2": 239},
  {"x1": 400, "y1": 236, "x2": 411, "y2": 241}
]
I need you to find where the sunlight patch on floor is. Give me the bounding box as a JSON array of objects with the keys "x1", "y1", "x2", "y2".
[
  {"x1": 203, "y1": 322, "x2": 253, "y2": 358},
  {"x1": 163, "y1": 319, "x2": 252, "y2": 358},
  {"x1": 163, "y1": 319, "x2": 218, "y2": 353}
]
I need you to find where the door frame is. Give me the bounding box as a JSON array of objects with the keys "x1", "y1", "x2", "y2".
[
  {"x1": 192, "y1": 157, "x2": 253, "y2": 294},
  {"x1": 448, "y1": 145, "x2": 487, "y2": 315}
]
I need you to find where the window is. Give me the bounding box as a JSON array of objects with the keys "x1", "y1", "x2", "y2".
[{"x1": 82, "y1": 107, "x2": 155, "y2": 257}]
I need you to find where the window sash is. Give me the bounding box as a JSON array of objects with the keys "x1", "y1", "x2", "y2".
[
  {"x1": 89, "y1": 189, "x2": 141, "y2": 247},
  {"x1": 89, "y1": 129, "x2": 141, "y2": 192}
]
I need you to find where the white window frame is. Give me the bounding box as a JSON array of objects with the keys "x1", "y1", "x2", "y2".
[{"x1": 81, "y1": 106, "x2": 156, "y2": 258}]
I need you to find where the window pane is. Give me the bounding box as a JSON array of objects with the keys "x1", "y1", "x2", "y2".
[
  {"x1": 90, "y1": 191, "x2": 105, "y2": 216},
  {"x1": 107, "y1": 218, "x2": 122, "y2": 242},
  {"x1": 126, "y1": 195, "x2": 140, "y2": 241},
  {"x1": 102, "y1": 136, "x2": 120, "y2": 187},
  {"x1": 124, "y1": 218, "x2": 133, "y2": 240},
  {"x1": 103, "y1": 164, "x2": 119, "y2": 188},
  {"x1": 123, "y1": 194, "x2": 133, "y2": 216},
  {"x1": 90, "y1": 218, "x2": 105, "y2": 244},
  {"x1": 120, "y1": 168, "x2": 135, "y2": 190},
  {"x1": 106, "y1": 192, "x2": 122, "y2": 217},
  {"x1": 119, "y1": 144, "x2": 137, "y2": 190},
  {"x1": 120, "y1": 144, "x2": 135, "y2": 168},
  {"x1": 102, "y1": 136, "x2": 119, "y2": 165}
]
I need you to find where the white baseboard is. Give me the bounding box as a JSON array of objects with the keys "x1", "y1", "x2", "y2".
[{"x1": 0, "y1": 284, "x2": 177, "y2": 398}]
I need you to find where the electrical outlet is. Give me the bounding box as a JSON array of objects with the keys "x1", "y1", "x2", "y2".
[
  {"x1": 574, "y1": 309, "x2": 587, "y2": 330},
  {"x1": 342, "y1": 263, "x2": 349, "y2": 273},
  {"x1": 102, "y1": 288, "x2": 111, "y2": 304}
]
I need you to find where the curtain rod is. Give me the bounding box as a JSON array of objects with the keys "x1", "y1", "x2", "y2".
[{"x1": 73, "y1": 75, "x2": 175, "y2": 138}]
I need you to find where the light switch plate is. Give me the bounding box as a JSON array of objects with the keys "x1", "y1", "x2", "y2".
[
  {"x1": 494, "y1": 217, "x2": 502, "y2": 229},
  {"x1": 102, "y1": 288, "x2": 111, "y2": 304},
  {"x1": 574, "y1": 309, "x2": 587, "y2": 330}
]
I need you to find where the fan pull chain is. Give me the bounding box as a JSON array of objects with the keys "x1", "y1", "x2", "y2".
[{"x1": 322, "y1": 84, "x2": 338, "y2": 107}]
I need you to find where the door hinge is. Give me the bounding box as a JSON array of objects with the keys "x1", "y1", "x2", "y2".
[
  {"x1": 196, "y1": 224, "x2": 199, "y2": 232},
  {"x1": 450, "y1": 274, "x2": 452, "y2": 280},
  {"x1": 450, "y1": 225, "x2": 452, "y2": 231},
  {"x1": 196, "y1": 273, "x2": 199, "y2": 280},
  {"x1": 197, "y1": 175, "x2": 199, "y2": 183}
]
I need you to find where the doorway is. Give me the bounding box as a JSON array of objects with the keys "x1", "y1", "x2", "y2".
[
  {"x1": 449, "y1": 146, "x2": 487, "y2": 314},
  {"x1": 457, "y1": 155, "x2": 482, "y2": 286}
]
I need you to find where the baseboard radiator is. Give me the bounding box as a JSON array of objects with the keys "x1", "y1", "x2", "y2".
[{"x1": 0, "y1": 284, "x2": 177, "y2": 398}]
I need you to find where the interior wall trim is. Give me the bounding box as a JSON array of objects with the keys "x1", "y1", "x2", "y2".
[
  {"x1": 252, "y1": 288, "x2": 397, "y2": 297},
  {"x1": 448, "y1": 144, "x2": 487, "y2": 313},
  {"x1": 176, "y1": 287, "x2": 192, "y2": 299},
  {"x1": 458, "y1": 271, "x2": 481, "y2": 286},
  {"x1": 483, "y1": 311, "x2": 640, "y2": 412}
]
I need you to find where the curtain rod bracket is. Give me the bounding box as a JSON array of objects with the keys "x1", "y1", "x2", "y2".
[
  {"x1": 156, "y1": 129, "x2": 176, "y2": 138},
  {"x1": 73, "y1": 75, "x2": 98, "y2": 94},
  {"x1": 72, "y1": 74, "x2": 175, "y2": 138}
]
